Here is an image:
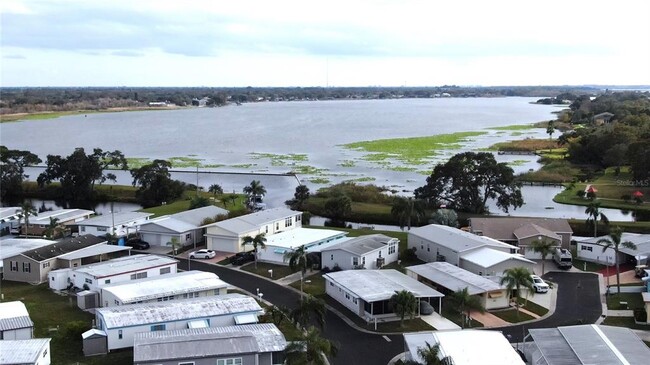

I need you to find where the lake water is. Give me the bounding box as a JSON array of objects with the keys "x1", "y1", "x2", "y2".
[{"x1": 2, "y1": 97, "x2": 635, "y2": 221}]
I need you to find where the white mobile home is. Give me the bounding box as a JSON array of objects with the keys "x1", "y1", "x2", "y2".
[
  {"x1": 204, "y1": 207, "x2": 302, "y2": 253},
  {"x1": 21, "y1": 209, "x2": 94, "y2": 237},
  {"x1": 0, "y1": 238, "x2": 53, "y2": 275},
  {"x1": 100, "y1": 270, "x2": 228, "y2": 307},
  {"x1": 321, "y1": 234, "x2": 399, "y2": 270},
  {"x1": 138, "y1": 205, "x2": 228, "y2": 248},
  {"x1": 408, "y1": 224, "x2": 518, "y2": 264},
  {"x1": 324, "y1": 270, "x2": 444, "y2": 321},
  {"x1": 0, "y1": 301, "x2": 34, "y2": 340},
  {"x1": 91, "y1": 294, "x2": 263, "y2": 351},
  {"x1": 459, "y1": 247, "x2": 536, "y2": 276},
  {"x1": 75, "y1": 212, "x2": 153, "y2": 238},
  {"x1": 575, "y1": 233, "x2": 650, "y2": 265},
  {"x1": 0, "y1": 338, "x2": 51, "y2": 365},
  {"x1": 50, "y1": 254, "x2": 178, "y2": 292},
  {"x1": 257, "y1": 227, "x2": 347, "y2": 265}
]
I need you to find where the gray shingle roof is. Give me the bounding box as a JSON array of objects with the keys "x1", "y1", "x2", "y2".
[
  {"x1": 19, "y1": 235, "x2": 106, "y2": 261},
  {"x1": 469, "y1": 217, "x2": 572, "y2": 241}
]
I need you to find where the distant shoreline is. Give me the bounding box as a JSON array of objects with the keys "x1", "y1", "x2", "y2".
[{"x1": 0, "y1": 105, "x2": 187, "y2": 123}]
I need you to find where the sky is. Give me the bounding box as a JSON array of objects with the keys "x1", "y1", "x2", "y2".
[{"x1": 1, "y1": 0, "x2": 649, "y2": 87}]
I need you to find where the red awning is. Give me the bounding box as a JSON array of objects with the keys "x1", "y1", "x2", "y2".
[{"x1": 633, "y1": 190, "x2": 644, "y2": 197}]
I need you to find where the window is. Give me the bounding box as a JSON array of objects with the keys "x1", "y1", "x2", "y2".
[
  {"x1": 276, "y1": 222, "x2": 279, "y2": 230},
  {"x1": 150, "y1": 324, "x2": 166, "y2": 331},
  {"x1": 427, "y1": 244, "x2": 430, "y2": 252},
  {"x1": 265, "y1": 225, "x2": 268, "y2": 233},
  {"x1": 97, "y1": 227, "x2": 107, "y2": 232},
  {"x1": 352, "y1": 257, "x2": 359, "y2": 266},
  {"x1": 10, "y1": 261, "x2": 18, "y2": 272},
  {"x1": 22, "y1": 262, "x2": 31, "y2": 273},
  {"x1": 42, "y1": 262, "x2": 50, "y2": 269},
  {"x1": 179, "y1": 362, "x2": 195, "y2": 365},
  {"x1": 217, "y1": 358, "x2": 242, "y2": 365},
  {"x1": 118, "y1": 330, "x2": 123, "y2": 339},
  {"x1": 285, "y1": 217, "x2": 293, "y2": 227},
  {"x1": 378, "y1": 251, "x2": 382, "y2": 258},
  {"x1": 85, "y1": 278, "x2": 93, "y2": 284},
  {"x1": 130, "y1": 274, "x2": 136, "y2": 280},
  {"x1": 581, "y1": 245, "x2": 593, "y2": 252},
  {"x1": 105, "y1": 279, "x2": 111, "y2": 284},
  {"x1": 362, "y1": 257, "x2": 365, "y2": 265},
  {"x1": 388, "y1": 242, "x2": 396, "y2": 255},
  {"x1": 43, "y1": 348, "x2": 47, "y2": 357},
  {"x1": 80, "y1": 226, "x2": 86, "y2": 232},
  {"x1": 185, "y1": 233, "x2": 191, "y2": 241},
  {"x1": 296, "y1": 215, "x2": 301, "y2": 222},
  {"x1": 115, "y1": 300, "x2": 120, "y2": 305},
  {"x1": 330, "y1": 254, "x2": 334, "y2": 261},
  {"x1": 160, "y1": 267, "x2": 171, "y2": 275},
  {"x1": 214, "y1": 289, "x2": 220, "y2": 295},
  {"x1": 329, "y1": 282, "x2": 334, "y2": 287}
]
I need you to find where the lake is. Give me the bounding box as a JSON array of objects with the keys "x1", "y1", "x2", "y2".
[{"x1": 3, "y1": 97, "x2": 635, "y2": 221}]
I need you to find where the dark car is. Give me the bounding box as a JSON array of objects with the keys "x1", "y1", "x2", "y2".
[
  {"x1": 126, "y1": 239, "x2": 150, "y2": 250},
  {"x1": 231, "y1": 252, "x2": 255, "y2": 266}
]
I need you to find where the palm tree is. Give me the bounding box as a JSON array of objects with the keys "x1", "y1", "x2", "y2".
[
  {"x1": 284, "y1": 326, "x2": 338, "y2": 365},
  {"x1": 42, "y1": 217, "x2": 61, "y2": 239},
  {"x1": 546, "y1": 120, "x2": 555, "y2": 141},
  {"x1": 170, "y1": 236, "x2": 181, "y2": 255},
  {"x1": 262, "y1": 304, "x2": 292, "y2": 327},
  {"x1": 208, "y1": 183, "x2": 223, "y2": 196},
  {"x1": 293, "y1": 184, "x2": 310, "y2": 209},
  {"x1": 416, "y1": 342, "x2": 453, "y2": 365},
  {"x1": 531, "y1": 238, "x2": 556, "y2": 275},
  {"x1": 243, "y1": 180, "x2": 266, "y2": 199},
  {"x1": 390, "y1": 290, "x2": 418, "y2": 327},
  {"x1": 500, "y1": 267, "x2": 535, "y2": 319},
  {"x1": 290, "y1": 295, "x2": 326, "y2": 329},
  {"x1": 15, "y1": 202, "x2": 37, "y2": 237},
  {"x1": 241, "y1": 233, "x2": 267, "y2": 269},
  {"x1": 585, "y1": 201, "x2": 609, "y2": 237},
  {"x1": 450, "y1": 287, "x2": 485, "y2": 328},
  {"x1": 391, "y1": 197, "x2": 426, "y2": 231},
  {"x1": 597, "y1": 226, "x2": 637, "y2": 296},
  {"x1": 284, "y1": 245, "x2": 318, "y2": 301}
]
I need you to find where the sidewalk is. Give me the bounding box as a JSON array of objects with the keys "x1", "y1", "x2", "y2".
[
  {"x1": 275, "y1": 269, "x2": 320, "y2": 286},
  {"x1": 420, "y1": 312, "x2": 460, "y2": 330}
]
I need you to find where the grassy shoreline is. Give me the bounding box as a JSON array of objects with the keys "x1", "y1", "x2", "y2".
[{"x1": 0, "y1": 106, "x2": 185, "y2": 123}]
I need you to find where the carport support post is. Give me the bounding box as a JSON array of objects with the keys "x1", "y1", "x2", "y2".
[{"x1": 439, "y1": 297, "x2": 442, "y2": 313}]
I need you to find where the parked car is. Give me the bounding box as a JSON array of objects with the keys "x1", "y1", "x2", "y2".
[
  {"x1": 635, "y1": 265, "x2": 648, "y2": 278},
  {"x1": 229, "y1": 251, "x2": 254, "y2": 263},
  {"x1": 419, "y1": 300, "x2": 434, "y2": 315},
  {"x1": 126, "y1": 239, "x2": 150, "y2": 250},
  {"x1": 530, "y1": 275, "x2": 549, "y2": 293},
  {"x1": 231, "y1": 252, "x2": 255, "y2": 266},
  {"x1": 189, "y1": 249, "x2": 216, "y2": 259}
]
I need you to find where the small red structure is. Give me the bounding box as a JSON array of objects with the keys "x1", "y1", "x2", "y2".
[
  {"x1": 586, "y1": 185, "x2": 598, "y2": 193},
  {"x1": 633, "y1": 190, "x2": 644, "y2": 198}
]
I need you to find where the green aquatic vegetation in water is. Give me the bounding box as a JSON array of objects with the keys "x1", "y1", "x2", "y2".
[
  {"x1": 507, "y1": 159, "x2": 529, "y2": 166},
  {"x1": 487, "y1": 124, "x2": 535, "y2": 131},
  {"x1": 344, "y1": 177, "x2": 377, "y2": 183},
  {"x1": 289, "y1": 165, "x2": 328, "y2": 175},
  {"x1": 126, "y1": 157, "x2": 152, "y2": 169},
  {"x1": 230, "y1": 163, "x2": 257, "y2": 168},
  {"x1": 204, "y1": 163, "x2": 225, "y2": 168},
  {"x1": 250, "y1": 153, "x2": 308, "y2": 166},
  {"x1": 308, "y1": 177, "x2": 331, "y2": 184},
  {"x1": 343, "y1": 131, "x2": 486, "y2": 165},
  {"x1": 388, "y1": 166, "x2": 418, "y2": 172},
  {"x1": 338, "y1": 160, "x2": 356, "y2": 167},
  {"x1": 169, "y1": 156, "x2": 203, "y2": 167}
]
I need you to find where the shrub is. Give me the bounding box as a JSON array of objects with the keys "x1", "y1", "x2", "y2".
[
  {"x1": 399, "y1": 247, "x2": 418, "y2": 262},
  {"x1": 634, "y1": 309, "x2": 647, "y2": 323},
  {"x1": 58, "y1": 320, "x2": 90, "y2": 342},
  {"x1": 331, "y1": 264, "x2": 342, "y2": 272},
  {"x1": 321, "y1": 266, "x2": 331, "y2": 273},
  {"x1": 621, "y1": 194, "x2": 631, "y2": 202},
  {"x1": 576, "y1": 190, "x2": 586, "y2": 198}
]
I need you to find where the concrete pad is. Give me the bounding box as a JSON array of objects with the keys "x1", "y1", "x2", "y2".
[
  {"x1": 525, "y1": 287, "x2": 554, "y2": 310},
  {"x1": 603, "y1": 269, "x2": 643, "y2": 285},
  {"x1": 420, "y1": 312, "x2": 461, "y2": 330},
  {"x1": 469, "y1": 310, "x2": 509, "y2": 327}
]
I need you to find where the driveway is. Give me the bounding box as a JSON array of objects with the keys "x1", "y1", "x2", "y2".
[
  {"x1": 495, "y1": 271, "x2": 602, "y2": 342},
  {"x1": 180, "y1": 260, "x2": 404, "y2": 365}
]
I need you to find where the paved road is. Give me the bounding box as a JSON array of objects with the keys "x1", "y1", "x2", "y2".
[
  {"x1": 181, "y1": 260, "x2": 403, "y2": 365},
  {"x1": 496, "y1": 271, "x2": 602, "y2": 342}
]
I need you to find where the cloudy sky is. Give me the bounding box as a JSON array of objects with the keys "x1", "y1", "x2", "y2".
[{"x1": 2, "y1": 0, "x2": 649, "y2": 87}]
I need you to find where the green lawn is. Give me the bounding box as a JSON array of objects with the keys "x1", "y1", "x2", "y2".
[
  {"x1": 440, "y1": 298, "x2": 484, "y2": 328},
  {"x1": 517, "y1": 298, "x2": 549, "y2": 317},
  {"x1": 571, "y1": 258, "x2": 607, "y2": 272},
  {"x1": 0, "y1": 280, "x2": 133, "y2": 365},
  {"x1": 606, "y1": 293, "x2": 645, "y2": 310},
  {"x1": 240, "y1": 262, "x2": 297, "y2": 280},
  {"x1": 289, "y1": 273, "x2": 326, "y2": 296},
  {"x1": 491, "y1": 308, "x2": 536, "y2": 323},
  {"x1": 373, "y1": 318, "x2": 434, "y2": 333},
  {"x1": 602, "y1": 316, "x2": 650, "y2": 330}
]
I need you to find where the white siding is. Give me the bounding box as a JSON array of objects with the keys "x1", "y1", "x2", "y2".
[
  {"x1": 576, "y1": 242, "x2": 623, "y2": 265},
  {"x1": 408, "y1": 234, "x2": 462, "y2": 265},
  {"x1": 0, "y1": 328, "x2": 32, "y2": 340},
  {"x1": 101, "y1": 287, "x2": 227, "y2": 307},
  {"x1": 208, "y1": 236, "x2": 239, "y2": 253},
  {"x1": 482, "y1": 291, "x2": 510, "y2": 310},
  {"x1": 71, "y1": 264, "x2": 178, "y2": 292},
  {"x1": 459, "y1": 258, "x2": 536, "y2": 277},
  {"x1": 325, "y1": 278, "x2": 362, "y2": 317}
]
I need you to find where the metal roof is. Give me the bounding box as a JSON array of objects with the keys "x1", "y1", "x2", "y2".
[
  {"x1": 96, "y1": 294, "x2": 262, "y2": 329},
  {"x1": 81, "y1": 328, "x2": 106, "y2": 339},
  {"x1": 324, "y1": 269, "x2": 443, "y2": 302},
  {"x1": 101, "y1": 271, "x2": 228, "y2": 303},
  {"x1": 18, "y1": 235, "x2": 106, "y2": 261},
  {"x1": 76, "y1": 211, "x2": 153, "y2": 227},
  {"x1": 73, "y1": 254, "x2": 177, "y2": 278},
  {"x1": 29, "y1": 208, "x2": 94, "y2": 225},
  {"x1": 404, "y1": 330, "x2": 524, "y2": 365},
  {"x1": 170, "y1": 205, "x2": 229, "y2": 226},
  {"x1": 0, "y1": 339, "x2": 50, "y2": 364},
  {"x1": 0, "y1": 301, "x2": 33, "y2": 332},
  {"x1": 0, "y1": 207, "x2": 21, "y2": 221},
  {"x1": 57, "y1": 243, "x2": 131, "y2": 260},
  {"x1": 528, "y1": 325, "x2": 650, "y2": 365},
  {"x1": 460, "y1": 247, "x2": 535, "y2": 268},
  {"x1": 139, "y1": 216, "x2": 196, "y2": 233},
  {"x1": 410, "y1": 224, "x2": 518, "y2": 253},
  {"x1": 469, "y1": 217, "x2": 572, "y2": 240},
  {"x1": 575, "y1": 233, "x2": 650, "y2": 257},
  {"x1": 513, "y1": 223, "x2": 562, "y2": 241},
  {"x1": 0, "y1": 238, "x2": 54, "y2": 269},
  {"x1": 203, "y1": 207, "x2": 298, "y2": 234},
  {"x1": 321, "y1": 234, "x2": 398, "y2": 255},
  {"x1": 133, "y1": 323, "x2": 286, "y2": 361},
  {"x1": 406, "y1": 262, "x2": 503, "y2": 295},
  {"x1": 264, "y1": 227, "x2": 347, "y2": 250}
]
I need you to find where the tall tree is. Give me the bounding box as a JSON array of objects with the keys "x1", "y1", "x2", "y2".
[
  {"x1": 450, "y1": 287, "x2": 485, "y2": 328},
  {"x1": 42, "y1": 217, "x2": 62, "y2": 239},
  {"x1": 531, "y1": 238, "x2": 556, "y2": 275},
  {"x1": 324, "y1": 195, "x2": 352, "y2": 221},
  {"x1": 391, "y1": 197, "x2": 426, "y2": 230},
  {"x1": 284, "y1": 326, "x2": 338, "y2": 365},
  {"x1": 243, "y1": 180, "x2": 266, "y2": 198},
  {"x1": 414, "y1": 152, "x2": 523, "y2": 214},
  {"x1": 290, "y1": 295, "x2": 326, "y2": 329},
  {"x1": 15, "y1": 202, "x2": 37, "y2": 237},
  {"x1": 130, "y1": 159, "x2": 185, "y2": 208},
  {"x1": 416, "y1": 342, "x2": 454, "y2": 365},
  {"x1": 208, "y1": 183, "x2": 223, "y2": 196},
  {"x1": 0, "y1": 146, "x2": 42, "y2": 202},
  {"x1": 293, "y1": 184, "x2": 311, "y2": 209},
  {"x1": 546, "y1": 120, "x2": 555, "y2": 141},
  {"x1": 37, "y1": 148, "x2": 127, "y2": 204},
  {"x1": 241, "y1": 233, "x2": 267, "y2": 269},
  {"x1": 284, "y1": 245, "x2": 318, "y2": 301},
  {"x1": 500, "y1": 267, "x2": 534, "y2": 319},
  {"x1": 585, "y1": 201, "x2": 609, "y2": 237},
  {"x1": 390, "y1": 290, "x2": 418, "y2": 327},
  {"x1": 597, "y1": 227, "x2": 637, "y2": 296},
  {"x1": 429, "y1": 208, "x2": 458, "y2": 227}
]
